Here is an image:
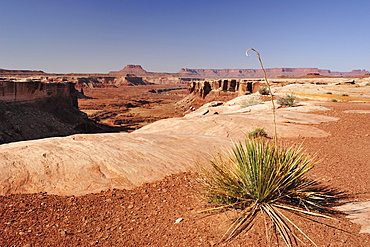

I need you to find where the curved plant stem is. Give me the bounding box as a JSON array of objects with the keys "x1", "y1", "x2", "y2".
[{"x1": 246, "y1": 48, "x2": 277, "y2": 144}]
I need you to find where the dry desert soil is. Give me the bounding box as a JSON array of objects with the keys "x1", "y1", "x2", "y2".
[
  {"x1": 78, "y1": 85, "x2": 188, "y2": 132},
  {"x1": 1, "y1": 98, "x2": 370, "y2": 246}
]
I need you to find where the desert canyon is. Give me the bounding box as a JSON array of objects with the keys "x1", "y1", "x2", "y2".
[{"x1": 1, "y1": 65, "x2": 370, "y2": 246}]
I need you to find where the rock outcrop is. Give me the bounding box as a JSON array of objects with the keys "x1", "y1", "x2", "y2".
[
  {"x1": 0, "y1": 79, "x2": 77, "y2": 104},
  {"x1": 74, "y1": 75, "x2": 146, "y2": 88},
  {"x1": 0, "y1": 133, "x2": 233, "y2": 196},
  {"x1": 187, "y1": 79, "x2": 261, "y2": 98},
  {"x1": 0, "y1": 79, "x2": 109, "y2": 144},
  {"x1": 0, "y1": 98, "x2": 339, "y2": 196}
]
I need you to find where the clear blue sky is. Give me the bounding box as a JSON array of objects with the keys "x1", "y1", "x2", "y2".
[{"x1": 1, "y1": 0, "x2": 369, "y2": 73}]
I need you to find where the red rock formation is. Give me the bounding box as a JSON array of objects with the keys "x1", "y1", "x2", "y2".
[
  {"x1": 114, "y1": 65, "x2": 148, "y2": 75},
  {"x1": 188, "y1": 79, "x2": 261, "y2": 98},
  {"x1": 74, "y1": 75, "x2": 146, "y2": 88},
  {"x1": 0, "y1": 79, "x2": 76, "y2": 104},
  {"x1": 0, "y1": 79, "x2": 113, "y2": 144},
  {"x1": 178, "y1": 68, "x2": 370, "y2": 78}
]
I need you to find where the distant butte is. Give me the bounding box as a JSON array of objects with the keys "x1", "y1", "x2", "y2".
[{"x1": 112, "y1": 65, "x2": 148, "y2": 75}]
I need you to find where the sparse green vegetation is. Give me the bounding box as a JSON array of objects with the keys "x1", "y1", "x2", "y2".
[
  {"x1": 240, "y1": 96, "x2": 262, "y2": 108},
  {"x1": 258, "y1": 87, "x2": 270, "y2": 95},
  {"x1": 331, "y1": 99, "x2": 338, "y2": 102},
  {"x1": 197, "y1": 139, "x2": 339, "y2": 246},
  {"x1": 196, "y1": 48, "x2": 342, "y2": 247},
  {"x1": 276, "y1": 93, "x2": 298, "y2": 107},
  {"x1": 248, "y1": 128, "x2": 268, "y2": 139}
]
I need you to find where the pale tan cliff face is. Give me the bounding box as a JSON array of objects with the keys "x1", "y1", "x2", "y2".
[{"x1": 0, "y1": 80, "x2": 74, "y2": 102}]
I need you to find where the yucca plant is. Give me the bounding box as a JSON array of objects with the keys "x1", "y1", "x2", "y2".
[
  {"x1": 196, "y1": 48, "x2": 342, "y2": 246},
  {"x1": 197, "y1": 139, "x2": 338, "y2": 246}
]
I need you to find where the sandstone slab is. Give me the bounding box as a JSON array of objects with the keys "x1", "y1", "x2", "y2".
[
  {"x1": 0, "y1": 95, "x2": 339, "y2": 196},
  {"x1": 335, "y1": 201, "x2": 370, "y2": 233},
  {"x1": 0, "y1": 133, "x2": 232, "y2": 196},
  {"x1": 136, "y1": 98, "x2": 338, "y2": 139}
]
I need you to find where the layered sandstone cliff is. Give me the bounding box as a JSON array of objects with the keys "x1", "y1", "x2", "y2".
[
  {"x1": 187, "y1": 79, "x2": 262, "y2": 98},
  {"x1": 0, "y1": 79, "x2": 109, "y2": 144},
  {"x1": 0, "y1": 79, "x2": 77, "y2": 104}
]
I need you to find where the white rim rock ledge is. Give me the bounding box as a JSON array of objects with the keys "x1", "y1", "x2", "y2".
[{"x1": 0, "y1": 97, "x2": 338, "y2": 196}]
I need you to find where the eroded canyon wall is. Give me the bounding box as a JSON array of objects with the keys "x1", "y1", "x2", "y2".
[
  {"x1": 188, "y1": 79, "x2": 261, "y2": 98},
  {"x1": 0, "y1": 79, "x2": 105, "y2": 144},
  {"x1": 0, "y1": 79, "x2": 76, "y2": 106}
]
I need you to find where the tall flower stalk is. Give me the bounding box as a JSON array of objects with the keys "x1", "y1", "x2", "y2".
[
  {"x1": 196, "y1": 49, "x2": 343, "y2": 246},
  {"x1": 246, "y1": 48, "x2": 277, "y2": 144}
]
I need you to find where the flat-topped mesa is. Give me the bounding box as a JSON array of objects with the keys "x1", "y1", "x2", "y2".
[
  {"x1": 0, "y1": 68, "x2": 46, "y2": 77},
  {"x1": 114, "y1": 65, "x2": 148, "y2": 75},
  {"x1": 178, "y1": 68, "x2": 370, "y2": 78}
]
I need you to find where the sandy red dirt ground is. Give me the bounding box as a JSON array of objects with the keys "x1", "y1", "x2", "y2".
[
  {"x1": 78, "y1": 85, "x2": 187, "y2": 132},
  {"x1": 1, "y1": 102, "x2": 370, "y2": 246}
]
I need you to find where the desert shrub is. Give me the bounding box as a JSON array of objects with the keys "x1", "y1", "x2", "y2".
[
  {"x1": 258, "y1": 87, "x2": 270, "y2": 95},
  {"x1": 331, "y1": 99, "x2": 338, "y2": 102},
  {"x1": 325, "y1": 92, "x2": 332, "y2": 94},
  {"x1": 197, "y1": 139, "x2": 339, "y2": 246},
  {"x1": 276, "y1": 93, "x2": 298, "y2": 107},
  {"x1": 197, "y1": 48, "x2": 341, "y2": 246},
  {"x1": 240, "y1": 96, "x2": 262, "y2": 108},
  {"x1": 248, "y1": 128, "x2": 268, "y2": 139},
  {"x1": 341, "y1": 94, "x2": 349, "y2": 96}
]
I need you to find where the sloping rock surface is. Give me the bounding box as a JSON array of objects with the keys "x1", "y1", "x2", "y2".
[
  {"x1": 0, "y1": 133, "x2": 231, "y2": 196},
  {"x1": 136, "y1": 97, "x2": 338, "y2": 139},
  {"x1": 0, "y1": 95, "x2": 338, "y2": 196}
]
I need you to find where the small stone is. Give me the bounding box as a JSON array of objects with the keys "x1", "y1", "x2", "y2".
[{"x1": 174, "y1": 218, "x2": 184, "y2": 224}]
